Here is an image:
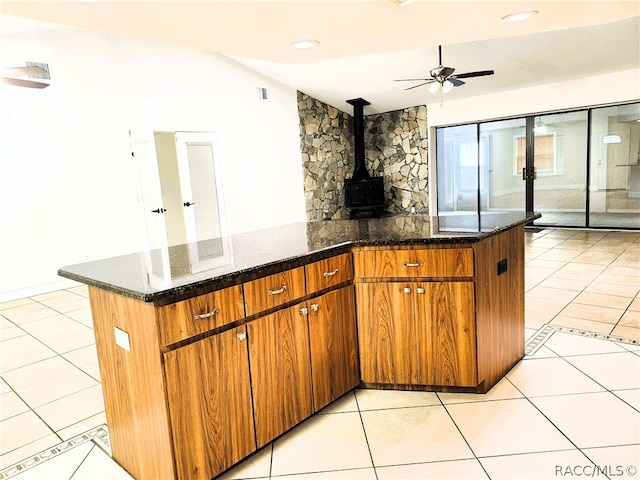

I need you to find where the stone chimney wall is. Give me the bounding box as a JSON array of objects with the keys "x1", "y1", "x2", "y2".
[{"x1": 297, "y1": 91, "x2": 428, "y2": 221}]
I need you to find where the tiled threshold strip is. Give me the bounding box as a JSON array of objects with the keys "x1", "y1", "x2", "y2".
[
  {"x1": 1, "y1": 327, "x2": 637, "y2": 480},
  {"x1": 0, "y1": 425, "x2": 110, "y2": 479}
]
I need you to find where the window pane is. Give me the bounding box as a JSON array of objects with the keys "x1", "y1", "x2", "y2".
[
  {"x1": 533, "y1": 111, "x2": 588, "y2": 227},
  {"x1": 436, "y1": 124, "x2": 478, "y2": 213},
  {"x1": 480, "y1": 118, "x2": 526, "y2": 212},
  {"x1": 589, "y1": 103, "x2": 640, "y2": 229}
]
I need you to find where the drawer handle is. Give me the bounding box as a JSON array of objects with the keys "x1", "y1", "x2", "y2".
[
  {"x1": 268, "y1": 285, "x2": 287, "y2": 296},
  {"x1": 193, "y1": 307, "x2": 219, "y2": 320},
  {"x1": 403, "y1": 262, "x2": 424, "y2": 267},
  {"x1": 323, "y1": 268, "x2": 339, "y2": 277}
]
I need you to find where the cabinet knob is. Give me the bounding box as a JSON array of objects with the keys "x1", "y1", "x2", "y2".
[
  {"x1": 311, "y1": 303, "x2": 319, "y2": 311},
  {"x1": 403, "y1": 287, "x2": 411, "y2": 294},
  {"x1": 268, "y1": 285, "x2": 287, "y2": 296},
  {"x1": 417, "y1": 287, "x2": 425, "y2": 294},
  {"x1": 193, "y1": 307, "x2": 219, "y2": 320},
  {"x1": 300, "y1": 307, "x2": 308, "y2": 315},
  {"x1": 236, "y1": 332, "x2": 246, "y2": 341}
]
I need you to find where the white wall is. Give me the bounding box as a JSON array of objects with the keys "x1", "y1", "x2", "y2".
[{"x1": 0, "y1": 16, "x2": 305, "y2": 301}]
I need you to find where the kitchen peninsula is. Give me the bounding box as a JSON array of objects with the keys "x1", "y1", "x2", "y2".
[{"x1": 59, "y1": 212, "x2": 539, "y2": 480}]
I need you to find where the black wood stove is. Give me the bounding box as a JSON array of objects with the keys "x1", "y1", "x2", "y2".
[{"x1": 344, "y1": 98, "x2": 385, "y2": 219}]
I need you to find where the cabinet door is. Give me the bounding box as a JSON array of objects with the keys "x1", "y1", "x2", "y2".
[
  {"x1": 356, "y1": 283, "x2": 426, "y2": 385},
  {"x1": 164, "y1": 326, "x2": 255, "y2": 480},
  {"x1": 247, "y1": 303, "x2": 313, "y2": 447},
  {"x1": 308, "y1": 286, "x2": 359, "y2": 411},
  {"x1": 420, "y1": 282, "x2": 477, "y2": 387}
]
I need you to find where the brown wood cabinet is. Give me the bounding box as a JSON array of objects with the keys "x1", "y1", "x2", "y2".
[
  {"x1": 308, "y1": 285, "x2": 359, "y2": 411},
  {"x1": 164, "y1": 325, "x2": 256, "y2": 480},
  {"x1": 356, "y1": 281, "x2": 476, "y2": 387},
  {"x1": 247, "y1": 302, "x2": 314, "y2": 448},
  {"x1": 244, "y1": 266, "x2": 305, "y2": 316}
]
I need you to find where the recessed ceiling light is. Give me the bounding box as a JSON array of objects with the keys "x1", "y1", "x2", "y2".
[
  {"x1": 290, "y1": 40, "x2": 320, "y2": 50},
  {"x1": 502, "y1": 10, "x2": 538, "y2": 22}
]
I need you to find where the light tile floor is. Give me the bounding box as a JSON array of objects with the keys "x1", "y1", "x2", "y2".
[{"x1": 1, "y1": 228, "x2": 639, "y2": 479}]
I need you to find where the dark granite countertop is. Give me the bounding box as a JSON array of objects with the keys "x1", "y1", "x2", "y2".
[{"x1": 58, "y1": 212, "x2": 539, "y2": 303}]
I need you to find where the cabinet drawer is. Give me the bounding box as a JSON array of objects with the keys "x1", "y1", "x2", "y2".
[
  {"x1": 305, "y1": 254, "x2": 353, "y2": 295},
  {"x1": 244, "y1": 267, "x2": 305, "y2": 316},
  {"x1": 354, "y1": 248, "x2": 473, "y2": 278},
  {"x1": 158, "y1": 285, "x2": 245, "y2": 346}
]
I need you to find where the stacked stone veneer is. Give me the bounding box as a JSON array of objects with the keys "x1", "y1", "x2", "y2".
[{"x1": 298, "y1": 91, "x2": 428, "y2": 221}]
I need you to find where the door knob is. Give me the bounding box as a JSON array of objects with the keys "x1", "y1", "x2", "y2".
[
  {"x1": 183, "y1": 202, "x2": 196, "y2": 207},
  {"x1": 151, "y1": 208, "x2": 167, "y2": 213}
]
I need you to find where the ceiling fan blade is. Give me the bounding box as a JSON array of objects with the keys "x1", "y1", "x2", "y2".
[
  {"x1": 440, "y1": 67, "x2": 455, "y2": 78},
  {"x1": 2, "y1": 66, "x2": 47, "y2": 77},
  {"x1": 393, "y1": 78, "x2": 430, "y2": 82},
  {"x1": 454, "y1": 70, "x2": 494, "y2": 79},
  {"x1": 1, "y1": 77, "x2": 49, "y2": 89},
  {"x1": 448, "y1": 78, "x2": 465, "y2": 87},
  {"x1": 404, "y1": 81, "x2": 433, "y2": 91}
]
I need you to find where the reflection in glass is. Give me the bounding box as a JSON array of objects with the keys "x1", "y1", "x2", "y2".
[
  {"x1": 589, "y1": 104, "x2": 640, "y2": 228},
  {"x1": 532, "y1": 111, "x2": 588, "y2": 227},
  {"x1": 479, "y1": 118, "x2": 526, "y2": 212},
  {"x1": 436, "y1": 124, "x2": 478, "y2": 213}
]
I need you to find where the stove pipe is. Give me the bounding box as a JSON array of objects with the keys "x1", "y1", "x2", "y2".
[{"x1": 346, "y1": 97, "x2": 371, "y2": 179}]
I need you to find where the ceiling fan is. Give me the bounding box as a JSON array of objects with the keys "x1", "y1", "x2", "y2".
[
  {"x1": 395, "y1": 45, "x2": 494, "y2": 94},
  {"x1": 1, "y1": 64, "x2": 50, "y2": 89}
]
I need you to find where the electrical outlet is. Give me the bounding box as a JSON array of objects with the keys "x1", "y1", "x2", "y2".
[
  {"x1": 497, "y1": 258, "x2": 508, "y2": 276},
  {"x1": 114, "y1": 327, "x2": 131, "y2": 351}
]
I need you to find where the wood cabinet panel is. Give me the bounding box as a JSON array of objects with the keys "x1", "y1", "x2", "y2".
[
  {"x1": 422, "y1": 282, "x2": 477, "y2": 387},
  {"x1": 158, "y1": 285, "x2": 245, "y2": 345},
  {"x1": 308, "y1": 286, "x2": 359, "y2": 411},
  {"x1": 354, "y1": 248, "x2": 473, "y2": 279},
  {"x1": 356, "y1": 282, "x2": 424, "y2": 385},
  {"x1": 88, "y1": 287, "x2": 175, "y2": 480},
  {"x1": 244, "y1": 267, "x2": 305, "y2": 316},
  {"x1": 356, "y1": 281, "x2": 477, "y2": 387},
  {"x1": 164, "y1": 326, "x2": 256, "y2": 480},
  {"x1": 305, "y1": 253, "x2": 353, "y2": 294},
  {"x1": 247, "y1": 303, "x2": 313, "y2": 447}
]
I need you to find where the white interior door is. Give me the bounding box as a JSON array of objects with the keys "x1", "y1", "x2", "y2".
[{"x1": 174, "y1": 131, "x2": 231, "y2": 272}]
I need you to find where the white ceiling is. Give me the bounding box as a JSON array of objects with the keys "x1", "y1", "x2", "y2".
[{"x1": 1, "y1": 0, "x2": 639, "y2": 114}]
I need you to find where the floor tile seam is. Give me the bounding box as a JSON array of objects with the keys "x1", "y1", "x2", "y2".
[
  {"x1": 353, "y1": 392, "x2": 382, "y2": 479},
  {"x1": 0, "y1": 408, "x2": 62, "y2": 458},
  {"x1": 0, "y1": 425, "x2": 108, "y2": 479},
  {"x1": 28, "y1": 381, "x2": 103, "y2": 412},
  {"x1": 473, "y1": 446, "x2": 587, "y2": 461},
  {"x1": 371, "y1": 456, "x2": 478, "y2": 470},
  {"x1": 27, "y1": 297, "x2": 91, "y2": 330},
  {"x1": 436, "y1": 399, "x2": 492, "y2": 479},
  {"x1": 610, "y1": 391, "x2": 640, "y2": 414}
]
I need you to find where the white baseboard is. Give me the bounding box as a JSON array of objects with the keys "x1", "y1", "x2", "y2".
[{"x1": 0, "y1": 278, "x2": 82, "y2": 303}]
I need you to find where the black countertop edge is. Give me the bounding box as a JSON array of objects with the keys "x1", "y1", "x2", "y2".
[{"x1": 59, "y1": 213, "x2": 540, "y2": 304}]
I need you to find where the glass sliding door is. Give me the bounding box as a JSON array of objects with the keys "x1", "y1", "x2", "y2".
[
  {"x1": 589, "y1": 103, "x2": 640, "y2": 228},
  {"x1": 479, "y1": 118, "x2": 527, "y2": 213},
  {"x1": 531, "y1": 111, "x2": 588, "y2": 227},
  {"x1": 436, "y1": 124, "x2": 478, "y2": 213}
]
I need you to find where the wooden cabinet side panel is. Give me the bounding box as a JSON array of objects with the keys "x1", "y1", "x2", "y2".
[
  {"x1": 308, "y1": 286, "x2": 360, "y2": 411},
  {"x1": 422, "y1": 282, "x2": 477, "y2": 387},
  {"x1": 474, "y1": 226, "x2": 525, "y2": 391},
  {"x1": 88, "y1": 287, "x2": 175, "y2": 480},
  {"x1": 244, "y1": 267, "x2": 306, "y2": 316},
  {"x1": 247, "y1": 304, "x2": 313, "y2": 447},
  {"x1": 164, "y1": 326, "x2": 256, "y2": 480}
]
